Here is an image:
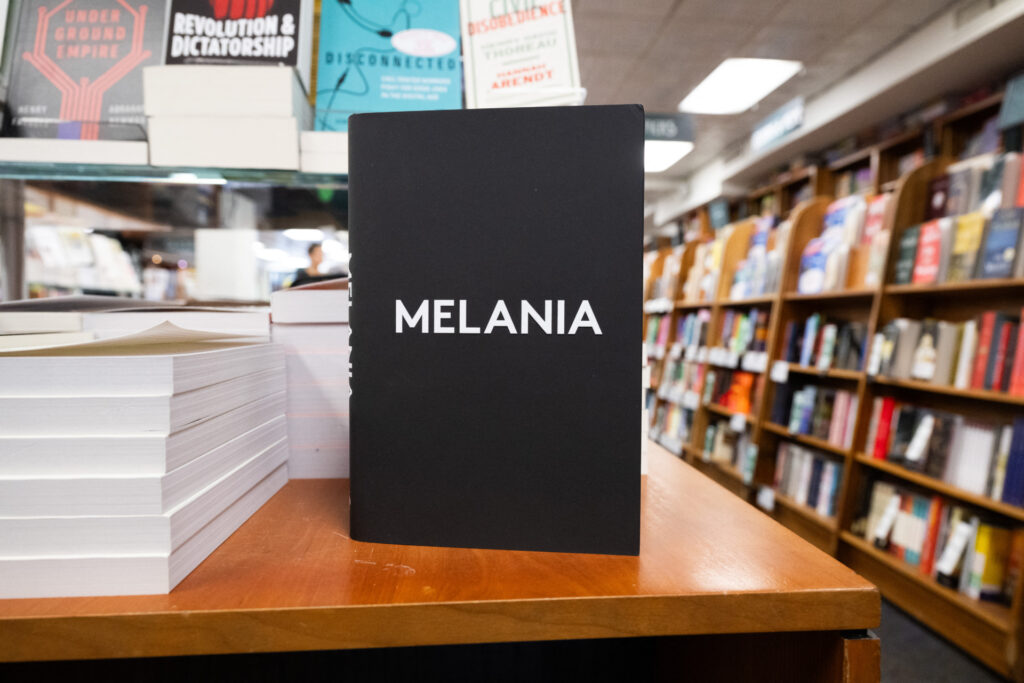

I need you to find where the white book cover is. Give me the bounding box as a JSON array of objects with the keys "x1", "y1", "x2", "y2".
[
  {"x1": 0, "y1": 391, "x2": 286, "y2": 478},
  {"x1": 0, "y1": 438, "x2": 287, "y2": 557},
  {"x1": 270, "y1": 286, "x2": 349, "y2": 324},
  {"x1": 0, "y1": 367, "x2": 284, "y2": 436},
  {"x1": 0, "y1": 461, "x2": 287, "y2": 598},
  {"x1": 955, "y1": 423, "x2": 997, "y2": 496},
  {"x1": 0, "y1": 418, "x2": 285, "y2": 516},
  {"x1": 953, "y1": 321, "x2": 978, "y2": 389},
  {"x1": 0, "y1": 334, "x2": 282, "y2": 397},
  {"x1": 148, "y1": 116, "x2": 300, "y2": 170},
  {"x1": 83, "y1": 309, "x2": 269, "y2": 339},
  {"x1": 143, "y1": 65, "x2": 311, "y2": 126},
  {"x1": 0, "y1": 138, "x2": 148, "y2": 165},
  {"x1": 0, "y1": 311, "x2": 82, "y2": 334}
]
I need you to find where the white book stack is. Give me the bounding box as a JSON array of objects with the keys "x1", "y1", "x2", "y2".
[
  {"x1": 270, "y1": 279, "x2": 350, "y2": 478},
  {"x1": 300, "y1": 131, "x2": 348, "y2": 175},
  {"x1": 144, "y1": 65, "x2": 311, "y2": 170},
  {"x1": 0, "y1": 334, "x2": 289, "y2": 598}
]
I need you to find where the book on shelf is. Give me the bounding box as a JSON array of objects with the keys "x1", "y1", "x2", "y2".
[
  {"x1": 977, "y1": 208, "x2": 1023, "y2": 279},
  {"x1": 946, "y1": 213, "x2": 987, "y2": 283},
  {"x1": 775, "y1": 442, "x2": 842, "y2": 517},
  {"x1": 911, "y1": 218, "x2": 954, "y2": 285},
  {"x1": 0, "y1": 327, "x2": 288, "y2": 599},
  {"x1": 775, "y1": 383, "x2": 857, "y2": 450},
  {"x1": 860, "y1": 479, "x2": 1019, "y2": 605},
  {"x1": 892, "y1": 225, "x2": 921, "y2": 285}
]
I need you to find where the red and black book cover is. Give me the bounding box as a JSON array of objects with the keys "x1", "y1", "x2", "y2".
[
  {"x1": 6, "y1": 0, "x2": 167, "y2": 139},
  {"x1": 348, "y1": 106, "x2": 643, "y2": 555},
  {"x1": 165, "y1": 0, "x2": 302, "y2": 67}
]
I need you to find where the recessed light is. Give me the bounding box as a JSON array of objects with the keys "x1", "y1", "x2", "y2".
[
  {"x1": 644, "y1": 140, "x2": 695, "y2": 173},
  {"x1": 283, "y1": 228, "x2": 326, "y2": 241},
  {"x1": 679, "y1": 58, "x2": 803, "y2": 115}
]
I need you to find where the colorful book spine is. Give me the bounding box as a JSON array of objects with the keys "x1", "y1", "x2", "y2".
[{"x1": 971, "y1": 312, "x2": 996, "y2": 390}]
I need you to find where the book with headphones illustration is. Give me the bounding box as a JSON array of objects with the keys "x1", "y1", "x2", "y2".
[
  {"x1": 348, "y1": 105, "x2": 643, "y2": 555},
  {"x1": 314, "y1": 0, "x2": 462, "y2": 132}
]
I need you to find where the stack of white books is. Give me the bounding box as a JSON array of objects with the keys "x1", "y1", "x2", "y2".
[
  {"x1": 144, "y1": 65, "x2": 311, "y2": 170},
  {"x1": 270, "y1": 279, "x2": 350, "y2": 477},
  {"x1": 300, "y1": 131, "x2": 348, "y2": 175},
  {"x1": 0, "y1": 331, "x2": 288, "y2": 598}
]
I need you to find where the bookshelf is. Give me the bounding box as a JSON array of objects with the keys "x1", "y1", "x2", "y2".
[{"x1": 645, "y1": 148, "x2": 1024, "y2": 677}]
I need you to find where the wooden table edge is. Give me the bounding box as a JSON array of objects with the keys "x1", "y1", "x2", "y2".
[{"x1": 0, "y1": 587, "x2": 880, "y2": 662}]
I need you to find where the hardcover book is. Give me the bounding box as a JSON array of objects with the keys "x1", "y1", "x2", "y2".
[
  {"x1": 977, "y1": 208, "x2": 1023, "y2": 279},
  {"x1": 348, "y1": 105, "x2": 643, "y2": 554},
  {"x1": 6, "y1": 0, "x2": 167, "y2": 139},
  {"x1": 893, "y1": 225, "x2": 921, "y2": 285}
]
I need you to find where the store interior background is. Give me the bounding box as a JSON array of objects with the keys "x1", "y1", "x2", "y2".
[{"x1": 5, "y1": 1, "x2": 1024, "y2": 681}]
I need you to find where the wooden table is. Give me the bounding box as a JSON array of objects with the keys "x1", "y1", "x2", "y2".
[{"x1": 0, "y1": 445, "x2": 880, "y2": 681}]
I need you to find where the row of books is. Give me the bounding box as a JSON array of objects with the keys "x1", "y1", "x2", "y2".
[
  {"x1": 779, "y1": 313, "x2": 867, "y2": 372},
  {"x1": 798, "y1": 194, "x2": 892, "y2": 295},
  {"x1": 649, "y1": 400, "x2": 694, "y2": 456},
  {"x1": 703, "y1": 418, "x2": 758, "y2": 483},
  {"x1": 658, "y1": 358, "x2": 705, "y2": 408},
  {"x1": 892, "y1": 209, "x2": 1024, "y2": 286},
  {"x1": 673, "y1": 309, "x2": 712, "y2": 350},
  {"x1": 859, "y1": 481, "x2": 1023, "y2": 604},
  {"x1": 869, "y1": 310, "x2": 1023, "y2": 394},
  {"x1": 718, "y1": 308, "x2": 770, "y2": 357},
  {"x1": 728, "y1": 216, "x2": 790, "y2": 301},
  {"x1": 927, "y1": 151, "x2": 1024, "y2": 222},
  {"x1": 644, "y1": 313, "x2": 671, "y2": 360},
  {"x1": 770, "y1": 384, "x2": 859, "y2": 450},
  {"x1": 773, "y1": 443, "x2": 843, "y2": 519},
  {"x1": 865, "y1": 399, "x2": 1024, "y2": 504},
  {"x1": 705, "y1": 368, "x2": 760, "y2": 417}
]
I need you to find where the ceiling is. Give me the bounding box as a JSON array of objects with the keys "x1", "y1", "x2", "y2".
[{"x1": 574, "y1": 0, "x2": 962, "y2": 178}]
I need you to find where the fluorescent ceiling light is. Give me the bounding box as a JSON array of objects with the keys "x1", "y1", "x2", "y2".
[
  {"x1": 644, "y1": 140, "x2": 695, "y2": 173},
  {"x1": 679, "y1": 58, "x2": 802, "y2": 115},
  {"x1": 283, "y1": 228, "x2": 325, "y2": 241}
]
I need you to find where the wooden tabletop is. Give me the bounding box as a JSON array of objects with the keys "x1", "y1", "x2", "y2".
[{"x1": 0, "y1": 445, "x2": 879, "y2": 662}]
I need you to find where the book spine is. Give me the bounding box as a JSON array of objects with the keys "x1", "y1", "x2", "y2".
[
  {"x1": 985, "y1": 318, "x2": 1009, "y2": 390},
  {"x1": 920, "y1": 497, "x2": 944, "y2": 576},
  {"x1": 873, "y1": 399, "x2": 896, "y2": 460},
  {"x1": 1011, "y1": 310, "x2": 1024, "y2": 396},
  {"x1": 954, "y1": 321, "x2": 978, "y2": 389},
  {"x1": 971, "y1": 313, "x2": 996, "y2": 390}
]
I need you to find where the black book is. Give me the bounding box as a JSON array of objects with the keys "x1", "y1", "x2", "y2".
[
  {"x1": 348, "y1": 105, "x2": 643, "y2": 555},
  {"x1": 771, "y1": 383, "x2": 794, "y2": 426},
  {"x1": 888, "y1": 407, "x2": 921, "y2": 465}
]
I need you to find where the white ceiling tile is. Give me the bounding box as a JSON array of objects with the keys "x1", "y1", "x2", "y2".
[
  {"x1": 574, "y1": 0, "x2": 679, "y2": 19},
  {"x1": 573, "y1": 13, "x2": 665, "y2": 57}
]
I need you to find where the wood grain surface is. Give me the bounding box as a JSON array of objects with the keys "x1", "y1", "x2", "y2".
[{"x1": 0, "y1": 445, "x2": 879, "y2": 662}]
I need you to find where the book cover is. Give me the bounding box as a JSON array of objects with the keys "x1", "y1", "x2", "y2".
[
  {"x1": 164, "y1": 0, "x2": 307, "y2": 71},
  {"x1": 1010, "y1": 308, "x2": 1024, "y2": 396},
  {"x1": 348, "y1": 106, "x2": 642, "y2": 554},
  {"x1": 6, "y1": 0, "x2": 167, "y2": 139},
  {"x1": 893, "y1": 225, "x2": 921, "y2": 285},
  {"x1": 995, "y1": 322, "x2": 1018, "y2": 391},
  {"x1": 315, "y1": 0, "x2": 462, "y2": 132},
  {"x1": 983, "y1": 314, "x2": 1013, "y2": 391},
  {"x1": 977, "y1": 208, "x2": 1023, "y2": 279},
  {"x1": 873, "y1": 397, "x2": 897, "y2": 460},
  {"x1": 946, "y1": 213, "x2": 986, "y2": 283},
  {"x1": 912, "y1": 220, "x2": 943, "y2": 284},
  {"x1": 920, "y1": 496, "x2": 945, "y2": 576}
]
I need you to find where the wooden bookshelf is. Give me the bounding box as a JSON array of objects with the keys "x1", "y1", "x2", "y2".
[{"x1": 646, "y1": 130, "x2": 1024, "y2": 677}]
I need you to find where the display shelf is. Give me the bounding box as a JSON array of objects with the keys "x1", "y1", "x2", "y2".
[
  {"x1": 854, "y1": 454, "x2": 1024, "y2": 523},
  {"x1": 0, "y1": 445, "x2": 879, "y2": 664},
  {"x1": 674, "y1": 299, "x2": 713, "y2": 311},
  {"x1": 840, "y1": 532, "x2": 1010, "y2": 633},
  {"x1": 716, "y1": 294, "x2": 777, "y2": 308},
  {"x1": 786, "y1": 364, "x2": 863, "y2": 381},
  {"x1": 884, "y1": 278, "x2": 1024, "y2": 297},
  {"x1": 761, "y1": 422, "x2": 849, "y2": 457},
  {"x1": 869, "y1": 376, "x2": 1024, "y2": 407},
  {"x1": 773, "y1": 491, "x2": 839, "y2": 532},
  {"x1": 783, "y1": 289, "x2": 876, "y2": 303},
  {"x1": 706, "y1": 403, "x2": 754, "y2": 421},
  {"x1": 827, "y1": 147, "x2": 873, "y2": 172},
  {"x1": 935, "y1": 91, "x2": 1004, "y2": 128},
  {"x1": 0, "y1": 161, "x2": 349, "y2": 188}
]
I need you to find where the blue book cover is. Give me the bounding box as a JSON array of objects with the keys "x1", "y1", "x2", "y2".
[
  {"x1": 315, "y1": 0, "x2": 462, "y2": 131},
  {"x1": 1003, "y1": 419, "x2": 1024, "y2": 507},
  {"x1": 978, "y1": 209, "x2": 1023, "y2": 279}
]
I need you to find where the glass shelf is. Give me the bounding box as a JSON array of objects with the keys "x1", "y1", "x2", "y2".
[{"x1": 0, "y1": 161, "x2": 348, "y2": 189}]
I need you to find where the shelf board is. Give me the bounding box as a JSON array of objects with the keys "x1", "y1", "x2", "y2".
[
  {"x1": 776, "y1": 166, "x2": 815, "y2": 187},
  {"x1": 675, "y1": 299, "x2": 713, "y2": 311},
  {"x1": 783, "y1": 289, "x2": 876, "y2": 303},
  {"x1": 773, "y1": 492, "x2": 839, "y2": 532},
  {"x1": 0, "y1": 160, "x2": 349, "y2": 188},
  {"x1": 870, "y1": 376, "x2": 1024, "y2": 407},
  {"x1": 876, "y1": 128, "x2": 925, "y2": 154},
  {"x1": 787, "y1": 364, "x2": 864, "y2": 381},
  {"x1": 884, "y1": 278, "x2": 1024, "y2": 297},
  {"x1": 748, "y1": 184, "x2": 778, "y2": 200},
  {"x1": 706, "y1": 403, "x2": 755, "y2": 422},
  {"x1": 840, "y1": 532, "x2": 1011, "y2": 634},
  {"x1": 761, "y1": 422, "x2": 849, "y2": 457},
  {"x1": 936, "y1": 91, "x2": 1005, "y2": 127},
  {"x1": 854, "y1": 454, "x2": 1024, "y2": 523},
  {"x1": 715, "y1": 294, "x2": 777, "y2": 308},
  {"x1": 827, "y1": 147, "x2": 873, "y2": 172}
]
